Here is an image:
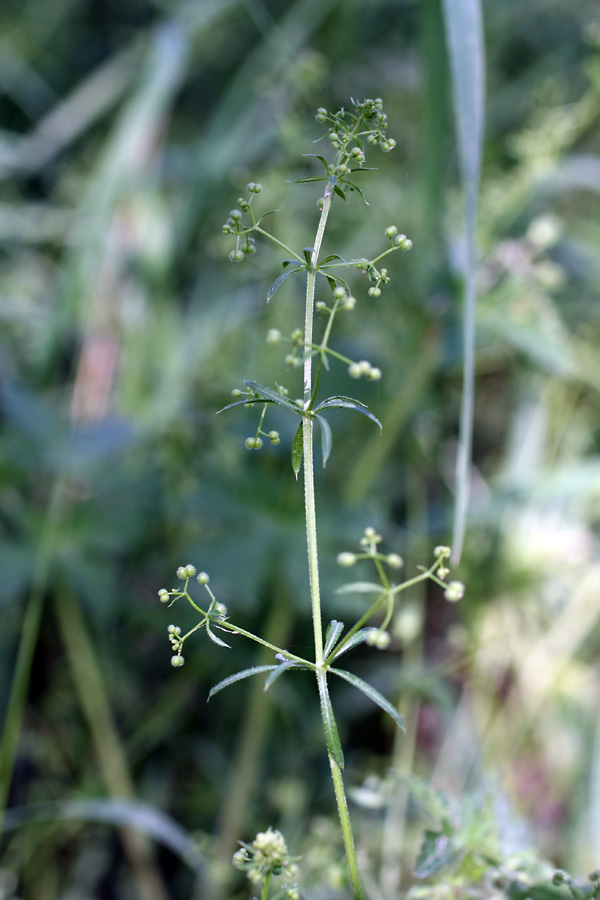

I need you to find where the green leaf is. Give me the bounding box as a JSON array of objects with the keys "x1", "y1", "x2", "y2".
[
  {"x1": 441, "y1": 0, "x2": 484, "y2": 565},
  {"x1": 392, "y1": 774, "x2": 450, "y2": 829},
  {"x1": 330, "y1": 628, "x2": 378, "y2": 661},
  {"x1": 243, "y1": 381, "x2": 303, "y2": 414},
  {"x1": 318, "y1": 271, "x2": 351, "y2": 295},
  {"x1": 333, "y1": 184, "x2": 347, "y2": 200},
  {"x1": 414, "y1": 828, "x2": 460, "y2": 879},
  {"x1": 324, "y1": 620, "x2": 344, "y2": 658},
  {"x1": 216, "y1": 398, "x2": 266, "y2": 414},
  {"x1": 264, "y1": 659, "x2": 305, "y2": 691},
  {"x1": 330, "y1": 668, "x2": 406, "y2": 732},
  {"x1": 318, "y1": 254, "x2": 347, "y2": 266},
  {"x1": 335, "y1": 581, "x2": 385, "y2": 595},
  {"x1": 205, "y1": 621, "x2": 231, "y2": 648},
  {"x1": 208, "y1": 665, "x2": 277, "y2": 700},
  {"x1": 316, "y1": 414, "x2": 332, "y2": 467},
  {"x1": 317, "y1": 670, "x2": 344, "y2": 768},
  {"x1": 302, "y1": 247, "x2": 314, "y2": 266},
  {"x1": 315, "y1": 393, "x2": 370, "y2": 409},
  {"x1": 314, "y1": 397, "x2": 382, "y2": 430},
  {"x1": 267, "y1": 265, "x2": 303, "y2": 302},
  {"x1": 342, "y1": 180, "x2": 368, "y2": 205},
  {"x1": 255, "y1": 209, "x2": 278, "y2": 224},
  {"x1": 303, "y1": 153, "x2": 330, "y2": 172},
  {"x1": 291, "y1": 421, "x2": 303, "y2": 480},
  {"x1": 290, "y1": 175, "x2": 328, "y2": 184}
]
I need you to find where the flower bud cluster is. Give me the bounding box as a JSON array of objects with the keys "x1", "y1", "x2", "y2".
[
  {"x1": 337, "y1": 533, "x2": 403, "y2": 572},
  {"x1": 168, "y1": 624, "x2": 184, "y2": 666},
  {"x1": 232, "y1": 828, "x2": 299, "y2": 891},
  {"x1": 314, "y1": 99, "x2": 397, "y2": 189},
  {"x1": 332, "y1": 285, "x2": 356, "y2": 311},
  {"x1": 366, "y1": 628, "x2": 391, "y2": 650},
  {"x1": 223, "y1": 183, "x2": 262, "y2": 262},
  {"x1": 361, "y1": 526, "x2": 381, "y2": 547},
  {"x1": 384, "y1": 225, "x2": 412, "y2": 251},
  {"x1": 444, "y1": 580, "x2": 465, "y2": 603},
  {"x1": 348, "y1": 360, "x2": 381, "y2": 380},
  {"x1": 284, "y1": 328, "x2": 305, "y2": 368}
]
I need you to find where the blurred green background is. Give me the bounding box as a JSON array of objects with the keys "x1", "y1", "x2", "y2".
[{"x1": 1, "y1": 0, "x2": 600, "y2": 897}]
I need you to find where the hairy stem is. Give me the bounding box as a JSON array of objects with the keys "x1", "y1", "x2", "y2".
[
  {"x1": 303, "y1": 183, "x2": 364, "y2": 899},
  {"x1": 303, "y1": 183, "x2": 333, "y2": 666},
  {"x1": 329, "y1": 753, "x2": 364, "y2": 900}
]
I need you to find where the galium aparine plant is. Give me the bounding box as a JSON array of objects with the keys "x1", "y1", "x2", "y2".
[{"x1": 158, "y1": 98, "x2": 464, "y2": 900}]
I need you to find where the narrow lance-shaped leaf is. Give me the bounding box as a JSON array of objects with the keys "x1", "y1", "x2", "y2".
[
  {"x1": 302, "y1": 153, "x2": 330, "y2": 173},
  {"x1": 330, "y1": 628, "x2": 379, "y2": 662},
  {"x1": 205, "y1": 621, "x2": 231, "y2": 648},
  {"x1": 267, "y1": 265, "x2": 303, "y2": 303},
  {"x1": 319, "y1": 272, "x2": 351, "y2": 295},
  {"x1": 264, "y1": 659, "x2": 308, "y2": 691},
  {"x1": 244, "y1": 380, "x2": 303, "y2": 414},
  {"x1": 331, "y1": 668, "x2": 406, "y2": 732},
  {"x1": 290, "y1": 175, "x2": 328, "y2": 185},
  {"x1": 342, "y1": 181, "x2": 369, "y2": 205},
  {"x1": 335, "y1": 581, "x2": 386, "y2": 595},
  {"x1": 316, "y1": 670, "x2": 344, "y2": 769},
  {"x1": 208, "y1": 665, "x2": 277, "y2": 701},
  {"x1": 315, "y1": 397, "x2": 382, "y2": 431},
  {"x1": 316, "y1": 414, "x2": 332, "y2": 467},
  {"x1": 216, "y1": 398, "x2": 268, "y2": 414},
  {"x1": 441, "y1": 0, "x2": 484, "y2": 565},
  {"x1": 318, "y1": 254, "x2": 348, "y2": 266},
  {"x1": 323, "y1": 620, "x2": 345, "y2": 658},
  {"x1": 291, "y1": 421, "x2": 303, "y2": 480},
  {"x1": 255, "y1": 209, "x2": 278, "y2": 225}
]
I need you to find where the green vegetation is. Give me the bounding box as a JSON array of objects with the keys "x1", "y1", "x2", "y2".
[{"x1": 1, "y1": 1, "x2": 600, "y2": 898}]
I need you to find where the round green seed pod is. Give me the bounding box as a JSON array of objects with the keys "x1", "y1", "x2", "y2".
[{"x1": 337, "y1": 552, "x2": 357, "y2": 567}]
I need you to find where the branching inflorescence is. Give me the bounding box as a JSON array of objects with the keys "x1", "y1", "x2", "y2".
[{"x1": 159, "y1": 99, "x2": 464, "y2": 900}]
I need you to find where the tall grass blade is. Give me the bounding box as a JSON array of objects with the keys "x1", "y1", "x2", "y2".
[
  {"x1": 441, "y1": 0, "x2": 485, "y2": 564},
  {"x1": 2, "y1": 800, "x2": 202, "y2": 872}
]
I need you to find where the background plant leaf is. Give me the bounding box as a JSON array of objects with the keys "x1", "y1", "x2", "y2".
[{"x1": 441, "y1": 0, "x2": 485, "y2": 564}]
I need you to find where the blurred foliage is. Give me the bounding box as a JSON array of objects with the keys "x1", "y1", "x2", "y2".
[{"x1": 1, "y1": 0, "x2": 600, "y2": 897}]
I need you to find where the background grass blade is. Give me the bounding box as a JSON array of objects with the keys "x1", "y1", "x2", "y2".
[
  {"x1": 441, "y1": 0, "x2": 485, "y2": 564},
  {"x1": 2, "y1": 799, "x2": 202, "y2": 872}
]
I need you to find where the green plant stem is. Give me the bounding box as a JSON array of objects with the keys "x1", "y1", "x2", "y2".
[
  {"x1": 262, "y1": 871, "x2": 272, "y2": 900},
  {"x1": 212, "y1": 618, "x2": 312, "y2": 667},
  {"x1": 253, "y1": 226, "x2": 304, "y2": 262},
  {"x1": 303, "y1": 183, "x2": 333, "y2": 666},
  {"x1": 329, "y1": 753, "x2": 363, "y2": 900},
  {"x1": 304, "y1": 183, "x2": 364, "y2": 900}
]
